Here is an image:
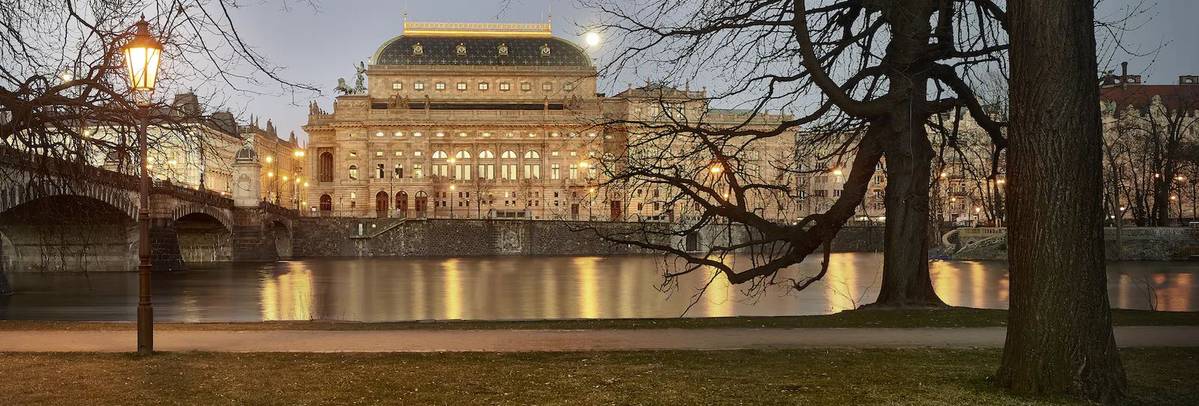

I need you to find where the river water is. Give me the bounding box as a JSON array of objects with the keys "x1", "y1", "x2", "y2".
[{"x1": 1, "y1": 254, "x2": 1195, "y2": 322}]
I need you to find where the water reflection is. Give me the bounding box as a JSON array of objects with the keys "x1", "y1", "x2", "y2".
[{"x1": 0, "y1": 254, "x2": 1195, "y2": 322}]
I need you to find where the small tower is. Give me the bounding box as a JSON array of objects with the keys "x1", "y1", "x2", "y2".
[{"x1": 232, "y1": 139, "x2": 262, "y2": 208}]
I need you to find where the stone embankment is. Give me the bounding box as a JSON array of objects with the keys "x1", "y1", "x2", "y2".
[
  {"x1": 946, "y1": 227, "x2": 1199, "y2": 261},
  {"x1": 292, "y1": 218, "x2": 886, "y2": 258}
]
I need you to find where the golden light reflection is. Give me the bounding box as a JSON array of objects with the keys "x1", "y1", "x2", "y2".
[
  {"x1": 260, "y1": 265, "x2": 314, "y2": 321},
  {"x1": 542, "y1": 267, "x2": 559, "y2": 319},
  {"x1": 411, "y1": 267, "x2": 427, "y2": 320},
  {"x1": 931, "y1": 262, "x2": 959, "y2": 307},
  {"x1": 573, "y1": 256, "x2": 601, "y2": 318},
  {"x1": 618, "y1": 263, "x2": 636, "y2": 318},
  {"x1": 702, "y1": 266, "x2": 734, "y2": 318},
  {"x1": 970, "y1": 261, "x2": 986, "y2": 308},
  {"x1": 824, "y1": 255, "x2": 860, "y2": 313},
  {"x1": 442, "y1": 259, "x2": 463, "y2": 320}
]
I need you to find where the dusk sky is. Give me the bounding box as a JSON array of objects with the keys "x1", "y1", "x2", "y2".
[{"x1": 216, "y1": 0, "x2": 1199, "y2": 144}]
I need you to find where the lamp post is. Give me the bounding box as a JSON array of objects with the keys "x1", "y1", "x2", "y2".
[
  {"x1": 449, "y1": 184, "x2": 456, "y2": 219},
  {"x1": 588, "y1": 186, "x2": 596, "y2": 221},
  {"x1": 123, "y1": 15, "x2": 163, "y2": 355}
]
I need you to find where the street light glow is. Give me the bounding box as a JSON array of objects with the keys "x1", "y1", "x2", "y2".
[
  {"x1": 122, "y1": 16, "x2": 163, "y2": 106},
  {"x1": 584, "y1": 31, "x2": 601, "y2": 47}
]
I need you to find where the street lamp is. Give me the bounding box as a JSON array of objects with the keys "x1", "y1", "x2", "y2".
[{"x1": 123, "y1": 15, "x2": 162, "y2": 355}]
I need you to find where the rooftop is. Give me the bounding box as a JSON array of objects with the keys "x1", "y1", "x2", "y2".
[{"x1": 371, "y1": 21, "x2": 592, "y2": 68}]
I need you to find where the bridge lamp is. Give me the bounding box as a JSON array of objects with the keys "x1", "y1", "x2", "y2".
[
  {"x1": 122, "y1": 16, "x2": 163, "y2": 107},
  {"x1": 267, "y1": 171, "x2": 274, "y2": 178},
  {"x1": 264, "y1": 156, "x2": 274, "y2": 164},
  {"x1": 282, "y1": 175, "x2": 289, "y2": 182}
]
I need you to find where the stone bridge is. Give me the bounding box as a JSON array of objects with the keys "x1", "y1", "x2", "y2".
[{"x1": 0, "y1": 150, "x2": 297, "y2": 273}]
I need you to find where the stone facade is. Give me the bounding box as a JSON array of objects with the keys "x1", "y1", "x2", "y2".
[
  {"x1": 302, "y1": 21, "x2": 800, "y2": 223},
  {"x1": 292, "y1": 217, "x2": 659, "y2": 257},
  {"x1": 291, "y1": 217, "x2": 882, "y2": 258}
]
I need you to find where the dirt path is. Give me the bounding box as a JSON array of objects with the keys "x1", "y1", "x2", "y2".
[{"x1": 1, "y1": 326, "x2": 1196, "y2": 352}]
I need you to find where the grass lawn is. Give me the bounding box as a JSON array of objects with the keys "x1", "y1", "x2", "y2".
[
  {"x1": 2, "y1": 308, "x2": 1196, "y2": 331},
  {"x1": 1, "y1": 348, "x2": 1194, "y2": 405}
]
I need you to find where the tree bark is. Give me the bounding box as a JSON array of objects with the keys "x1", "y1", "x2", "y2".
[
  {"x1": 0, "y1": 272, "x2": 11, "y2": 296},
  {"x1": 873, "y1": 121, "x2": 945, "y2": 307},
  {"x1": 998, "y1": 1, "x2": 1127, "y2": 402},
  {"x1": 865, "y1": 1, "x2": 945, "y2": 308}
]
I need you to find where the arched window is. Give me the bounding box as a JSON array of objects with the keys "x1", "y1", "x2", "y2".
[
  {"x1": 318, "y1": 152, "x2": 333, "y2": 182},
  {"x1": 455, "y1": 150, "x2": 471, "y2": 159},
  {"x1": 523, "y1": 150, "x2": 541, "y2": 179},
  {"x1": 432, "y1": 150, "x2": 448, "y2": 159},
  {"x1": 396, "y1": 191, "x2": 408, "y2": 218},
  {"x1": 414, "y1": 191, "x2": 429, "y2": 217},
  {"x1": 375, "y1": 191, "x2": 389, "y2": 218},
  {"x1": 348, "y1": 165, "x2": 359, "y2": 180},
  {"x1": 501, "y1": 150, "x2": 517, "y2": 159},
  {"x1": 477, "y1": 150, "x2": 495, "y2": 180},
  {"x1": 319, "y1": 194, "x2": 332, "y2": 212}
]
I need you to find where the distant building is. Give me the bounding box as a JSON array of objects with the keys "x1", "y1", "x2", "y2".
[
  {"x1": 85, "y1": 93, "x2": 301, "y2": 203},
  {"x1": 303, "y1": 21, "x2": 802, "y2": 221}
]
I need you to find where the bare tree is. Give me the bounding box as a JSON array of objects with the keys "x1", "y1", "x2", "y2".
[
  {"x1": 1102, "y1": 87, "x2": 1199, "y2": 226},
  {"x1": 584, "y1": 0, "x2": 1008, "y2": 307},
  {"x1": 0, "y1": 0, "x2": 316, "y2": 287}
]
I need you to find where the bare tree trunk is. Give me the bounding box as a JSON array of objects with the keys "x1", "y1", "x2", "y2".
[
  {"x1": 865, "y1": 2, "x2": 944, "y2": 308},
  {"x1": 874, "y1": 125, "x2": 944, "y2": 307},
  {"x1": 0, "y1": 271, "x2": 11, "y2": 295},
  {"x1": 998, "y1": 1, "x2": 1126, "y2": 402}
]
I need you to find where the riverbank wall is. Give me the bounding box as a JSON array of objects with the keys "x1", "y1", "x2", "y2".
[
  {"x1": 949, "y1": 227, "x2": 1199, "y2": 261},
  {"x1": 291, "y1": 218, "x2": 886, "y2": 258}
]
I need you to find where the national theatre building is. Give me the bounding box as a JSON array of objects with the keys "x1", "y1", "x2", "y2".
[{"x1": 303, "y1": 21, "x2": 801, "y2": 221}]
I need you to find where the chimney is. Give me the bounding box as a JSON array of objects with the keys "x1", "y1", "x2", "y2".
[{"x1": 1121, "y1": 62, "x2": 1128, "y2": 88}]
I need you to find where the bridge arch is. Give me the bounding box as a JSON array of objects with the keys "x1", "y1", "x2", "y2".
[
  {"x1": 0, "y1": 183, "x2": 137, "y2": 220},
  {"x1": 0, "y1": 192, "x2": 137, "y2": 272},
  {"x1": 170, "y1": 203, "x2": 233, "y2": 230}
]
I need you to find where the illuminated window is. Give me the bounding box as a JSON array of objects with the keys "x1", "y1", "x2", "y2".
[
  {"x1": 499, "y1": 82, "x2": 510, "y2": 91},
  {"x1": 520, "y1": 82, "x2": 531, "y2": 92},
  {"x1": 478, "y1": 82, "x2": 489, "y2": 91},
  {"x1": 414, "y1": 82, "x2": 425, "y2": 91},
  {"x1": 391, "y1": 81, "x2": 403, "y2": 90},
  {"x1": 456, "y1": 82, "x2": 467, "y2": 91},
  {"x1": 435, "y1": 82, "x2": 446, "y2": 91}
]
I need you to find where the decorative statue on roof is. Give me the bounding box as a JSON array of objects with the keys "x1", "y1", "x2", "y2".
[
  {"x1": 335, "y1": 78, "x2": 353, "y2": 95},
  {"x1": 353, "y1": 61, "x2": 367, "y2": 93}
]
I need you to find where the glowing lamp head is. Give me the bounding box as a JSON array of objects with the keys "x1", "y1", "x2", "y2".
[
  {"x1": 122, "y1": 16, "x2": 163, "y2": 106},
  {"x1": 709, "y1": 164, "x2": 723, "y2": 174},
  {"x1": 584, "y1": 31, "x2": 601, "y2": 48},
  {"x1": 293, "y1": 149, "x2": 305, "y2": 158}
]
